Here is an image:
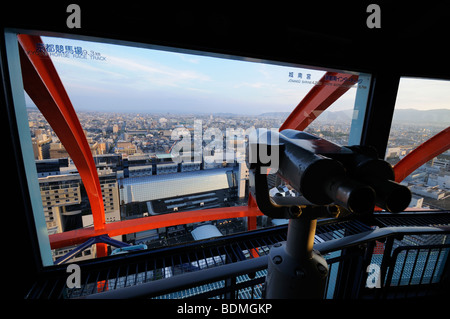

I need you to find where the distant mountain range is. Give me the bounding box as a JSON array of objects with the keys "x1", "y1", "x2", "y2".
[
  {"x1": 259, "y1": 108, "x2": 450, "y2": 125},
  {"x1": 27, "y1": 105, "x2": 450, "y2": 125},
  {"x1": 259, "y1": 110, "x2": 353, "y2": 122},
  {"x1": 391, "y1": 108, "x2": 450, "y2": 124}
]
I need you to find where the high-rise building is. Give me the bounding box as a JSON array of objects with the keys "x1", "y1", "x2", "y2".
[
  {"x1": 237, "y1": 161, "x2": 249, "y2": 199},
  {"x1": 49, "y1": 142, "x2": 70, "y2": 159},
  {"x1": 38, "y1": 164, "x2": 121, "y2": 263},
  {"x1": 98, "y1": 168, "x2": 121, "y2": 221},
  {"x1": 31, "y1": 133, "x2": 52, "y2": 160},
  {"x1": 39, "y1": 174, "x2": 82, "y2": 235}
]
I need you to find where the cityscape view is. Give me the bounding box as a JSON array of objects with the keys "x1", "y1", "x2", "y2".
[
  {"x1": 27, "y1": 105, "x2": 450, "y2": 263},
  {"x1": 21, "y1": 36, "x2": 450, "y2": 264}
]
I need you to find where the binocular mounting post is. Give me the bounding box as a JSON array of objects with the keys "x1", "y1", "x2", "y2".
[
  {"x1": 251, "y1": 166, "x2": 337, "y2": 299},
  {"x1": 264, "y1": 213, "x2": 330, "y2": 299}
]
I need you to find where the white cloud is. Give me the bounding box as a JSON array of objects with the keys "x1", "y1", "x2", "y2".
[{"x1": 106, "y1": 56, "x2": 211, "y2": 90}]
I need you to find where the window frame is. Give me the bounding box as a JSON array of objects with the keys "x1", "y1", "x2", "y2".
[{"x1": 3, "y1": 28, "x2": 377, "y2": 270}]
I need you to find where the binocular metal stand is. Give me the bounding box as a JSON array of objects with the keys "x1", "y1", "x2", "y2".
[
  {"x1": 264, "y1": 210, "x2": 332, "y2": 299},
  {"x1": 251, "y1": 167, "x2": 339, "y2": 299}
]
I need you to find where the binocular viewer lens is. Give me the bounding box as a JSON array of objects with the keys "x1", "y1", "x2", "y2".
[
  {"x1": 249, "y1": 129, "x2": 411, "y2": 215},
  {"x1": 326, "y1": 178, "x2": 376, "y2": 215},
  {"x1": 369, "y1": 179, "x2": 412, "y2": 213}
]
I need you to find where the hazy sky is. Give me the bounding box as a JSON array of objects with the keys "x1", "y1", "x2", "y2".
[
  {"x1": 26, "y1": 36, "x2": 450, "y2": 115},
  {"x1": 32, "y1": 36, "x2": 360, "y2": 115},
  {"x1": 395, "y1": 77, "x2": 450, "y2": 110}
]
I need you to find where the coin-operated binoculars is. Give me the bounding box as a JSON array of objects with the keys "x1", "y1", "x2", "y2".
[{"x1": 247, "y1": 129, "x2": 411, "y2": 299}]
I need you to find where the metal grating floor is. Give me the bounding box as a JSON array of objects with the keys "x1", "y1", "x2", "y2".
[
  {"x1": 26, "y1": 218, "x2": 372, "y2": 299},
  {"x1": 375, "y1": 211, "x2": 450, "y2": 228}
]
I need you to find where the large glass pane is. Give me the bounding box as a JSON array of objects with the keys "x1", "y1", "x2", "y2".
[
  {"x1": 386, "y1": 77, "x2": 450, "y2": 211},
  {"x1": 13, "y1": 32, "x2": 371, "y2": 264}
]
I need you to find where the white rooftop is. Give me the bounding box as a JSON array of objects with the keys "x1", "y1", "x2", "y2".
[
  {"x1": 119, "y1": 167, "x2": 234, "y2": 203},
  {"x1": 191, "y1": 224, "x2": 223, "y2": 240}
]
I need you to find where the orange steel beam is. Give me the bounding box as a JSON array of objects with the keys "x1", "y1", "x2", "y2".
[
  {"x1": 18, "y1": 35, "x2": 106, "y2": 231},
  {"x1": 393, "y1": 126, "x2": 450, "y2": 183},
  {"x1": 280, "y1": 72, "x2": 359, "y2": 131},
  {"x1": 49, "y1": 205, "x2": 263, "y2": 250},
  {"x1": 247, "y1": 193, "x2": 258, "y2": 231}
]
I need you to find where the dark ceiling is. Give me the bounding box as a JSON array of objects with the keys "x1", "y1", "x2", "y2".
[{"x1": 2, "y1": 3, "x2": 450, "y2": 79}]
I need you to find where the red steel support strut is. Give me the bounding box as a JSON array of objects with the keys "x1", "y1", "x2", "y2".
[
  {"x1": 393, "y1": 126, "x2": 450, "y2": 183},
  {"x1": 18, "y1": 35, "x2": 106, "y2": 233},
  {"x1": 280, "y1": 72, "x2": 359, "y2": 131}
]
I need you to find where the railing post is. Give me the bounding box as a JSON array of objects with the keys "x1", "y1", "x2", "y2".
[
  {"x1": 333, "y1": 245, "x2": 366, "y2": 299},
  {"x1": 377, "y1": 236, "x2": 396, "y2": 299},
  {"x1": 356, "y1": 240, "x2": 377, "y2": 298},
  {"x1": 225, "y1": 276, "x2": 236, "y2": 299}
]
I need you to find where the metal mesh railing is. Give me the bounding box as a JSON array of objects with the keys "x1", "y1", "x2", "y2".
[{"x1": 26, "y1": 213, "x2": 450, "y2": 299}]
